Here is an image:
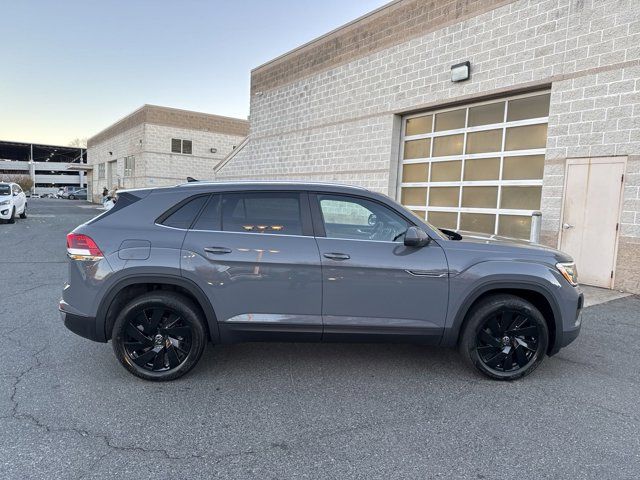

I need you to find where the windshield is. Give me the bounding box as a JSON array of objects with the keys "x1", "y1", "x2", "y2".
[{"x1": 0, "y1": 185, "x2": 10, "y2": 196}]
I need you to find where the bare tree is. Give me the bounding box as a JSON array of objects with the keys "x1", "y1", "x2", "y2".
[
  {"x1": 68, "y1": 137, "x2": 88, "y2": 148},
  {"x1": 2, "y1": 174, "x2": 34, "y2": 192}
]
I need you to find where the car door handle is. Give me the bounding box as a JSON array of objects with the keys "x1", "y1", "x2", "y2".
[
  {"x1": 562, "y1": 223, "x2": 574, "y2": 230},
  {"x1": 204, "y1": 246, "x2": 232, "y2": 254},
  {"x1": 323, "y1": 252, "x2": 350, "y2": 260}
]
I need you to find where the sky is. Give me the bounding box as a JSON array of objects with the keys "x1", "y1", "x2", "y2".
[{"x1": 0, "y1": 0, "x2": 388, "y2": 146}]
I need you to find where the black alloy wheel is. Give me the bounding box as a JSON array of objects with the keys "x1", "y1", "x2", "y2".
[
  {"x1": 459, "y1": 294, "x2": 548, "y2": 380},
  {"x1": 123, "y1": 306, "x2": 193, "y2": 372},
  {"x1": 112, "y1": 292, "x2": 206, "y2": 381},
  {"x1": 476, "y1": 309, "x2": 540, "y2": 374}
]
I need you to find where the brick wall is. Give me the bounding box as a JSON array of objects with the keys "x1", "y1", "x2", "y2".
[{"x1": 219, "y1": 0, "x2": 640, "y2": 291}]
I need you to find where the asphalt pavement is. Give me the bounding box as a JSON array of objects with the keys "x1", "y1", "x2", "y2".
[{"x1": 1, "y1": 199, "x2": 639, "y2": 479}]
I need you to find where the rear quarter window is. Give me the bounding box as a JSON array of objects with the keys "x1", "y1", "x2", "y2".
[{"x1": 159, "y1": 195, "x2": 209, "y2": 229}]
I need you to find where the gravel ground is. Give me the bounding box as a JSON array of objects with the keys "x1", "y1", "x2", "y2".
[{"x1": 1, "y1": 199, "x2": 639, "y2": 479}]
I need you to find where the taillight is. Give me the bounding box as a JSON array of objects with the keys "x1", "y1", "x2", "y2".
[{"x1": 66, "y1": 233, "x2": 104, "y2": 260}]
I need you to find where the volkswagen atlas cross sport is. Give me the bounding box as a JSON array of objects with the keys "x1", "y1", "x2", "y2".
[{"x1": 60, "y1": 182, "x2": 583, "y2": 381}]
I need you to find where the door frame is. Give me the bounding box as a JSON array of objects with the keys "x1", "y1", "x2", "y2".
[{"x1": 558, "y1": 156, "x2": 626, "y2": 288}]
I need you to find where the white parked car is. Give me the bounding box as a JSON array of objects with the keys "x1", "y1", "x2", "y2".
[{"x1": 0, "y1": 182, "x2": 27, "y2": 224}]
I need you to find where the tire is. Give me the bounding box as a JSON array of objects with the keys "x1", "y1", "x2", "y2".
[
  {"x1": 459, "y1": 294, "x2": 549, "y2": 381},
  {"x1": 19, "y1": 204, "x2": 27, "y2": 219},
  {"x1": 7, "y1": 207, "x2": 15, "y2": 224},
  {"x1": 111, "y1": 291, "x2": 207, "y2": 381},
  {"x1": 69, "y1": 195, "x2": 76, "y2": 200}
]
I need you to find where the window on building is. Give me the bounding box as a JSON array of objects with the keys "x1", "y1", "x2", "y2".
[
  {"x1": 98, "y1": 163, "x2": 105, "y2": 179},
  {"x1": 222, "y1": 192, "x2": 302, "y2": 235},
  {"x1": 399, "y1": 91, "x2": 550, "y2": 239},
  {"x1": 171, "y1": 139, "x2": 193, "y2": 154},
  {"x1": 124, "y1": 156, "x2": 135, "y2": 177}
]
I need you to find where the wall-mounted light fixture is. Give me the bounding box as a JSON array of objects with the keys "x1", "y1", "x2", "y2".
[{"x1": 451, "y1": 61, "x2": 471, "y2": 82}]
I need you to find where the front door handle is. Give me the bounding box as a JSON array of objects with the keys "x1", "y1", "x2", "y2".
[
  {"x1": 204, "y1": 246, "x2": 232, "y2": 254},
  {"x1": 323, "y1": 252, "x2": 350, "y2": 261},
  {"x1": 562, "y1": 223, "x2": 574, "y2": 230}
]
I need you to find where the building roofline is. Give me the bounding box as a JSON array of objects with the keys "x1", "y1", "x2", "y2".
[
  {"x1": 0, "y1": 139, "x2": 84, "y2": 151},
  {"x1": 250, "y1": 0, "x2": 514, "y2": 94},
  {"x1": 252, "y1": 0, "x2": 401, "y2": 73},
  {"x1": 87, "y1": 104, "x2": 249, "y2": 147}
]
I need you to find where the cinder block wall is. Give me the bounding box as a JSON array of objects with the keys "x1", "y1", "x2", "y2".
[{"x1": 219, "y1": 0, "x2": 640, "y2": 292}]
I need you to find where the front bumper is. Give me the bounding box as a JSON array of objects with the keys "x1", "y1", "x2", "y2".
[
  {"x1": 0, "y1": 204, "x2": 13, "y2": 219},
  {"x1": 551, "y1": 290, "x2": 583, "y2": 354},
  {"x1": 59, "y1": 300, "x2": 101, "y2": 342}
]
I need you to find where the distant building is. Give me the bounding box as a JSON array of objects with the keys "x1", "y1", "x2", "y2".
[
  {"x1": 0, "y1": 140, "x2": 86, "y2": 195},
  {"x1": 86, "y1": 104, "x2": 249, "y2": 202}
]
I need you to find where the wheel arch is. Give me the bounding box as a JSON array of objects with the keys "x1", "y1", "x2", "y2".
[
  {"x1": 97, "y1": 275, "x2": 219, "y2": 343},
  {"x1": 444, "y1": 281, "x2": 561, "y2": 354}
]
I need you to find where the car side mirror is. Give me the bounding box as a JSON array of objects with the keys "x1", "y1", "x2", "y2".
[
  {"x1": 404, "y1": 226, "x2": 431, "y2": 247},
  {"x1": 13, "y1": 192, "x2": 18, "y2": 196}
]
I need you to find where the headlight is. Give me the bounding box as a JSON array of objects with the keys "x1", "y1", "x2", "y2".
[
  {"x1": 556, "y1": 262, "x2": 578, "y2": 286},
  {"x1": 0, "y1": 200, "x2": 10, "y2": 206}
]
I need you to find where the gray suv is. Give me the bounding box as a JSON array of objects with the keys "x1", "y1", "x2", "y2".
[{"x1": 60, "y1": 182, "x2": 583, "y2": 381}]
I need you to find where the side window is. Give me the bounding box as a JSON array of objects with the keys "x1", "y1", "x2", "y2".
[
  {"x1": 160, "y1": 195, "x2": 208, "y2": 229},
  {"x1": 192, "y1": 195, "x2": 221, "y2": 230},
  {"x1": 318, "y1": 194, "x2": 409, "y2": 242},
  {"x1": 222, "y1": 192, "x2": 302, "y2": 235}
]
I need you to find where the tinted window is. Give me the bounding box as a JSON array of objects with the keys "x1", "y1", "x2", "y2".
[
  {"x1": 161, "y1": 195, "x2": 208, "y2": 229},
  {"x1": 192, "y1": 195, "x2": 221, "y2": 230},
  {"x1": 222, "y1": 192, "x2": 302, "y2": 235},
  {"x1": 318, "y1": 195, "x2": 409, "y2": 242},
  {"x1": 0, "y1": 185, "x2": 10, "y2": 195}
]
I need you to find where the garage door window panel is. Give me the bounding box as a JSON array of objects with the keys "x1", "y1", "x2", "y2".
[{"x1": 399, "y1": 91, "x2": 550, "y2": 239}]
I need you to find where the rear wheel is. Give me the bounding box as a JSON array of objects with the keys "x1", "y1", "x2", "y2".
[
  {"x1": 111, "y1": 291, "x2": 207, "y2": 381},
  {"x1": 459, "y1": 294, "x2": 548, "y2": 381}
]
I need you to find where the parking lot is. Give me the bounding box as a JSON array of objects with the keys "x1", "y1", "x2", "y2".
[{"x1": 1, "y1": 199, "x2": 639, "y2": 479}]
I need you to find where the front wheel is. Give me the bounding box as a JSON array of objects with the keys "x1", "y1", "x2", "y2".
[
  {"x1": 459, "y1": 294, "x2": 548, "y2": 381},
  {"x1": 19, "y1": 204, "x2": 27, "y2": 219},
  {"x1": 68, "y1": 195, "x2": 76, "y2": 200},
  {"x1": 111, "y1": 291, "x2": 207, "y2": 381},
  {"x1": 7, "y1": 207, "x2": 15, "y2": 224}
]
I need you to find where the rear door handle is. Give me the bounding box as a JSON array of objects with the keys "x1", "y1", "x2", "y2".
[
  {"x1": 204, "y1": 246, "x2": 232, "y2": 254},
  {"x1": 323, "y1": 252, "x2": 350, "y2": 261}
]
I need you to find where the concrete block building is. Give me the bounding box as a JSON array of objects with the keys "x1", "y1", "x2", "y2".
[
  {"x1": 87, "y1": 105, "x2": 248, "y2": 201},
  {"x1": 216, "y1": 0, "x2": 640, "y2": 293}
]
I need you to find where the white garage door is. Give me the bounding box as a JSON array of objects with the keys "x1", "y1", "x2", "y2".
[{"x1": 398, "y1": 91, "x2": 550, "y2": 239}]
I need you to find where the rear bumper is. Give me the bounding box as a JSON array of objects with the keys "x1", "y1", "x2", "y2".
[{"x1": 59, "y1": 301, "x2": 103, "y2": 342}]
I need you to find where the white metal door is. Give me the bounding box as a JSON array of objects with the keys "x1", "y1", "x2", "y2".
[{"x1": 560, "y1": 157, "x2": 625, "y2": 288}]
